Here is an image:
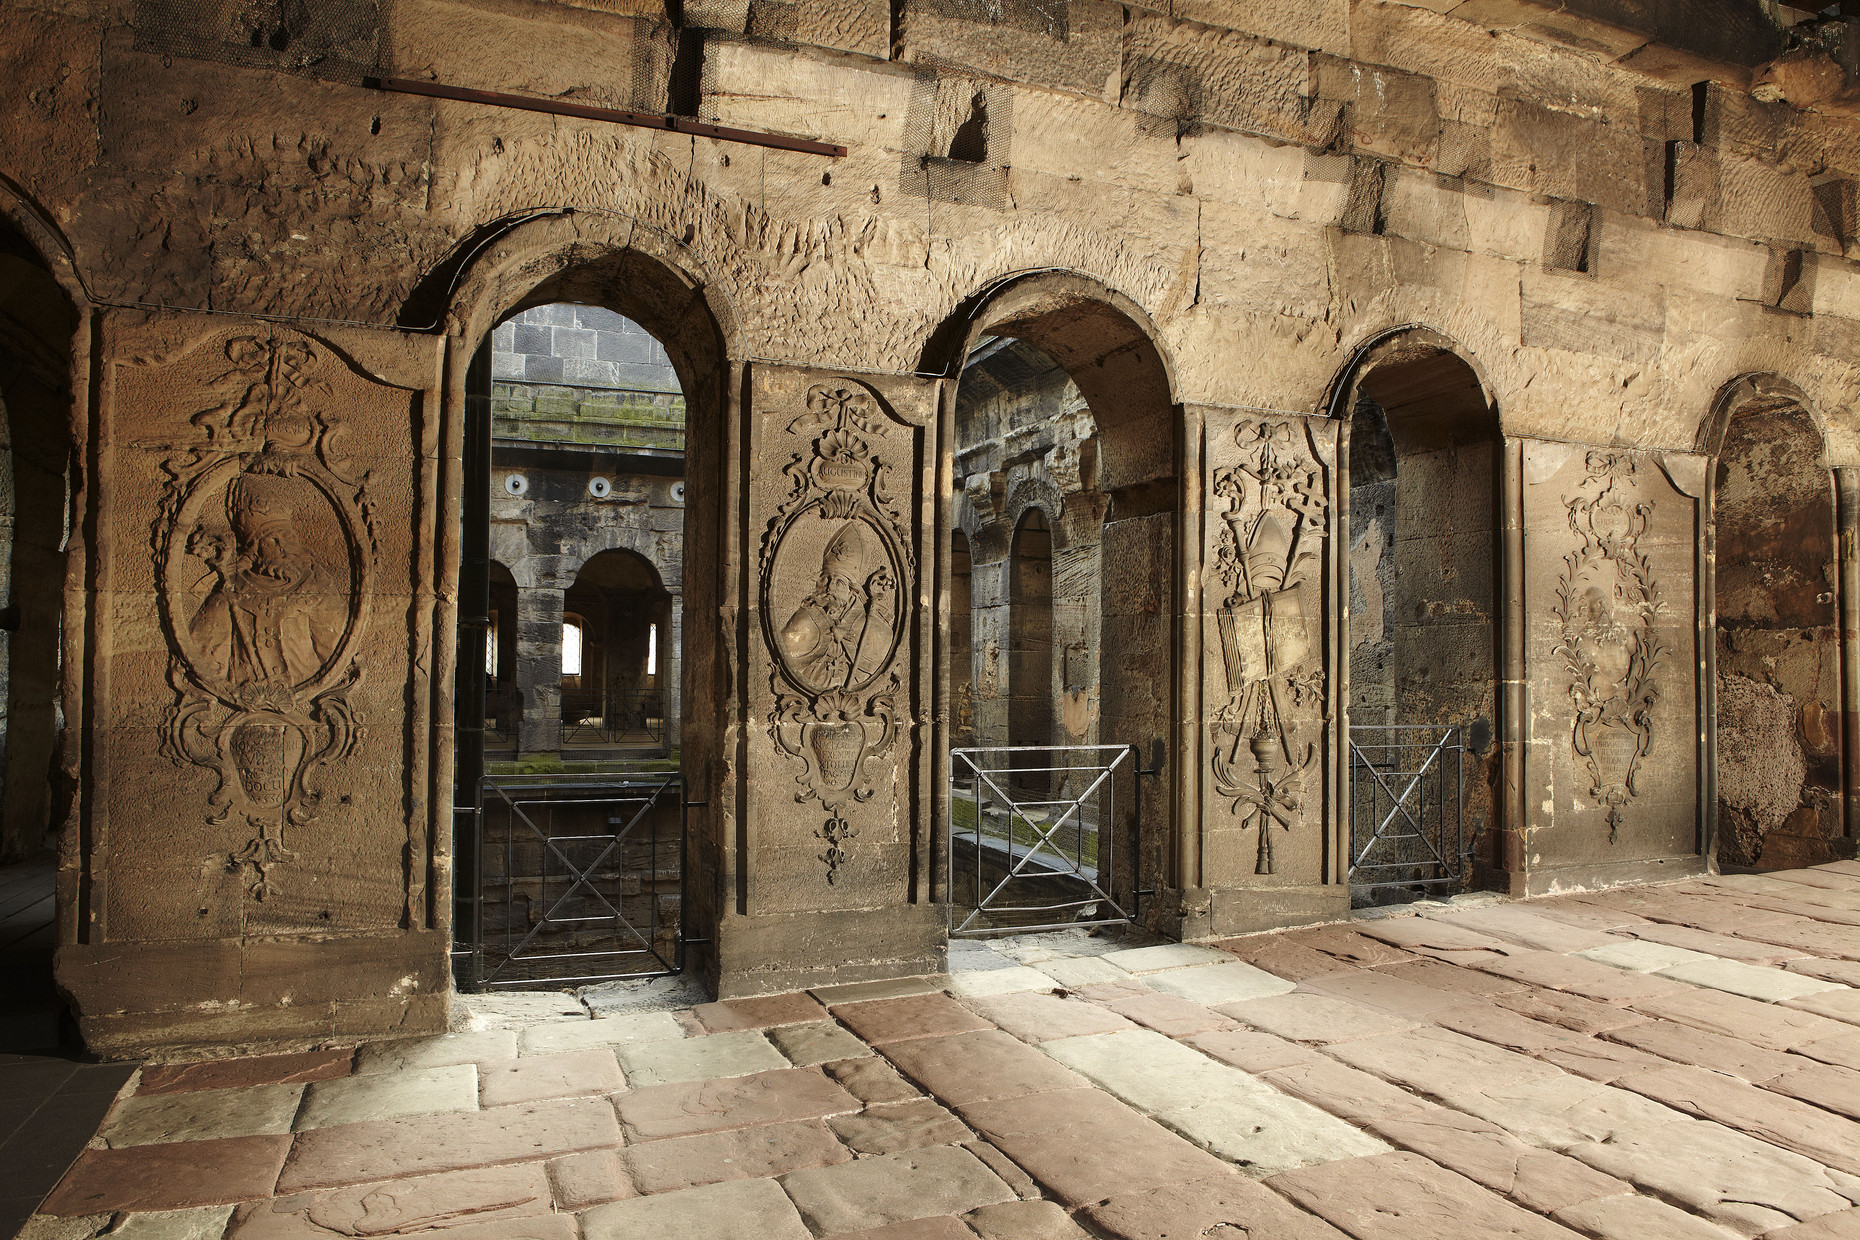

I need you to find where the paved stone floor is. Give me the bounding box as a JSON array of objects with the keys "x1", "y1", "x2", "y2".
[{"x1": 18, "y1": 862, "x2": 1860, "y2": 1240}]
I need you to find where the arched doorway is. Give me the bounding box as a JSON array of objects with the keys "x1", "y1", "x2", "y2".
[
  {"x1": 1707, "y1": 379, "x2": 1844, "y2": 869},
  {"x1": 1342, "y1": 334, "x2": 1500, "y2": 901},
  {"x1": 936, "y1": 276, "x2": 1177, "y2": 936},
  {"x1": 562, "y1": 548, "x2": 677, "y2": 755},
  {"x1": 449, "y1": 240, "x2": 725, "y2": 990}
]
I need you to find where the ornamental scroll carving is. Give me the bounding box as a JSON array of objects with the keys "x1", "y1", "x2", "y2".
[
  {"x1": 1551, "y1": 451, "x2": 1663, "y2": 843},
  {"x1": 150, "y1": 335, "x2": 377, "y2": 901},
  {"x1": 760, "y1": 383, "x2": 914, "y2": 883},
  {"x1": 1209, "y1": 420, "x2": 1329, "y2": 875}
]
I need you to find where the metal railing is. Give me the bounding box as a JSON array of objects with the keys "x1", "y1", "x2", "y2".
[
  {"x1": 562, "y1": 690, "x2": 666, "y2": 747},
  {"x1": 1348, "y1": 724, "x2": 1467, "y2": 893},
  {"x1": 467, "y1": 770, "x2": 684, "y2": 988},
  {"x1": 949, "y1": 744, "x2": 1136, "y2": 936}
]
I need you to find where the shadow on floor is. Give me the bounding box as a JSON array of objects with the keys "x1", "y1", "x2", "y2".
[{"x1": 0, "y1": 855, "x2": 135, "y2": 1238}]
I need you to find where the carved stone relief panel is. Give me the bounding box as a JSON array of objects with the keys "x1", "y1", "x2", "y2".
[
  {"x1": 1201, "y1": 414, "x2": 1339, "y2": 891},
  {"x1": 1522, "y1": 443, "x2": 1702, "y2": 871},
  {"x1": 95, "y1": 321, "x2": 433, "y2": 942},
  {"x1": 747, "y1": 366, "x2": 934, "y2": 913}
]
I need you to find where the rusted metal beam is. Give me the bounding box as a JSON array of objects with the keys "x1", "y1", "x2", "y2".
[{"x1": 366, "y1": 77, "x2": 847, "y2": 157}]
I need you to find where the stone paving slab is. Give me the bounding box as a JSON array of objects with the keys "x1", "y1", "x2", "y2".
[
  {"x1": 98, "y1": 1205, "x2": 237, "y2": 1240},
  {"x1": 1298, "y1": 969, "x2": 1475, "y2": 1018},
  {"x1": 626, "y1": 1117, "x2": 850, "y2": 1194},
  {"x1": 41, "y1": 1135, "x2": 293, "y2": 1215},
  {"x1": 1629, "y1": 922, "x2": 1810, "y2": 964},
  {"x1": 137, "y1": 1051, "x2": 354, "y2": 1095},
  {"x1": 965, "y1": 1199, "x2": 1090, "y2": 1240},
  {"x1": 960, "y1": 991, "x2": 1135, "y2": 1043},
  {"x1": 1042, "y1": 1029, "x2": 1275, "y2": 1113},
  {"x1": 354, "y1": 1030, "x2": 518, "y2": 1074},
  {"x1": 1580, "y1": 940, "x2": 1719, "y2": 973},
  {"x1": 1784, "y1": 989, "x2": 1860, "y2": 1025},
  {"x1": 768, "y1": 1020, "x2": 874, "y2": 1066},
  {"x1": 1551, "y1": 1192, "x2": 1748, "y2": 1240},
  {"x1": 1656, "y1": 959, "x2": 1849, "y2": 1003},
  {"x1": 1764, "y1": 1062, "x2": 1860, "y2": 1121},
  {"x1": 277, "y1": 1097, "x2": 621, "y2": 1191},
  {"x1": 1155, "y1": 1090, "x2": 1391, "y2": 1176},
  {"x1": 1282, "y1": 925, "x2": 1419, "y2": 968},
  {"x1": 581, "y1": 1175, "x2": 812, "y2": 1240},
  {"x1": 1212, "y1": 934, "x2": 1365, "y2": 982},
  {"x1": 836, "y1": 994, "x2": 995, "y2": 1045},
  {"x1": 295, "y1": 1064, "x2": 478, "y2": 1130},
  {"x1": 228, "y1": 1161, "x2": 553, "y2": 1240},
  {"x1": 1266, "y1": 1150, "x2": 1586, "y2": 1240},
  {"x1": 1185, "y1": 1028, "x2": 1327, "y2": 1073},
  {"x1": 947, "y1": 966, "x2": 1062, "y2": 999},
  {"x1": 1100, "y1": 944, "x2": 1230, "y2": 974},
  {"x1": 690, "y1": 992, "x2": 827, "y2": 1033},
  {"x1": 1614, "y1": 1065, "x2": 1860, "y2": 1173},
  {"x1": 616, "y1": 1067, "x2": 861, "y2": 1141},
  {"x1": 479, "y1": 1048, "x2": 625, "y2": 1107},
  {"x1": 518, "y1": 1012, "x2": 685, "y2": 1056},
  {"x1": 956, "y1": 1088, "x2": 1234, "y2": 1207},
  {"x1": 881, "y1": 1029, "x2": 1089, "y2": 1107},
  {"x1": 1141, "y1": 961, "x2": 1298, "y2": 1006},
  {"x1": 98, "y1": 1082, "x2": 303, "y2": 1147},
  {"x1": 810, "y1": 977, "x2": 945, "y2": 1007},
  {"x1": 779, "y1": 1145, "x2": 1016, "y2": 1235},
  {"x1": 1631, "y1": 989, "x2": 1852, "y2": 1051},
  {"x1": 823, "y1": 1057, "x2": 923, "y2": 1105},
  {"x1": 1361, "y1": 1107, "x2": 1632, "y2": 1214},
  {"x1": 833, "y1": 1219, "x2": 978, "y2": 1240},
  {"x1": 1090, "y1": 988, "x2": 1238, "y2": 1037},
  {"x1": 827, "y1": 1098, "x2": 970, "y2": 1155},
  {"x1": 1085, "y1": 1173, "x2": 1350, "y2": 1240},
  {"x1": 1436, "y1": 1074, "x2": 1689, "y2": 1150},
  {"x1": 1030, "y1": 956, "x2": 1129, "y2": 989},
  {"x1": 1421, "y1": 906, "x2": 1619, "y2": 954},
  {"x1": 549, "y1": 1148, "x2": 633, "y2": 1209},
  {"x1": 617, "y1": 1029, "x2": 790, "y2": 1086},
  {"x1": 1215, "y1": 991, "x2": 1418, "y2": 1044}
]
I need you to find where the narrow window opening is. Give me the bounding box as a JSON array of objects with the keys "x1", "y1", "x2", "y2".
[
  {"x1": 562, "y1": 617, "x2": 584, "y2": 677},
  {"x1": 647, "y1": 622, "x2": 659, "y2": 676}
]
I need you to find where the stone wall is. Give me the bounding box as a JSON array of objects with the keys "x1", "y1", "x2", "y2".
[{"x1": 7, "y1": 0, "x2": 1860, "y2": 1050}]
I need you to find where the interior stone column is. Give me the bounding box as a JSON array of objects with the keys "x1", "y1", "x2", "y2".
[
  {"x1": 663, "y1": 593, "x2": 682, "y2": 754},
  {"x1": 1194, "y1": 408, "x2": 1348, "y2": 935},
  {"x1": 514, "y1": 585, "x2": 564, "y2": 757},
  {"x1": 707, "y1": 365, "x2": 942, "y2": 996},
  {"x1": 57, "y1": 316, "x2": 450, "y2": 1054}
]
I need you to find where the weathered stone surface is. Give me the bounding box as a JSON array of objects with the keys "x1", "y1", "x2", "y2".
[
  {"x1": 1103, "y1": 945, "x2": 1232, "y2": 975},
  {"x1": 828, "y1": 1220, "x2": 979, "y2": 1240},
  {"x1": 616, "y1": 1068, "x2": 861, "y2": 1142},
  {"x1": 229, "y1": 1162, "x2": 552, "y2": 1240},
  {"x1": 828, "y1": 1098, "x2": 971, "y2": 1155},
  {"x1": 1286, "y1": 926, "x2": 1421, "y2": 967},
  {"x1": 1491, "y1": 988, "x2": 1650, "y2": 1036},
  {"x1": 948, "y1": 968, "x2": 1062, "y2": 999},
  {"x1": 769, "y1": 1021, "x2": 874, "y2": 1066},
  {"x1": 1782, "y1": 990, "x2": 1860, "y2": 1026},
  {"x1": 356, "y1": 1031, "x2": 519, "y2": 1076},
  {"x1": 617, "y1": 1030, "x2": 790, "y2": 1087},
  {"x1": 1185, "y1": 1029, "x2": 1326, "y2": 1073},
  {"x1": 691, "y1": 992, "x2": 828, "y2": 1034},
  {"x1": 1157, "y1": 1092, "x2": 1392, "y2": 1176},
  {"x1": 547, "y1": 1148, "x2": 632, "y2": 1210},
  {"x1": 1630, "y1": 990, "x2": 1851, "y2": 1051},
  {"x1": 1216, "y1": 992, "x2": 1418, "y2": 1043},
  {"x1": 1085, "y1": 1173, "x2": 1349, "y2": 1240},
  {"x1": 478, "y1": 1049, "x2": 624, "y2": 1107},
  {"x1": 1431, "y1": 1003, "x2": 1586, "y2": 1055},
  {"x1": 1438, "y1": 1074, "x2": 1689, "y2": 1151},
  {"x1": 519, "y1": 1014, "x2": 685, "y2": 1056},
  {"x1": 779, "y1": 1145, "x2": 1016, "y2": 1235},
  {"x1": 883, "y1": 1029, "x2": 1089, "y2": 1106},
  {"x1": 1476, "y1": 952, "x2": 1690, "y2": 1003},
  {"x1": 1326, "y1": 1027, "x2": 1562, "y2": 1097},
  {"x1": 811, "y1": 978, "x2": 946, "y2": 1007},
  {"x1": 137, "y1": 1051, "x2": 354, "y2": 1095},
  {"x1": 824, "y1": 1056, "x2": 923, "y2": 1105},
  {"x1": 1355, "y1": 917, "x2": 1516, "y2": 956},
  {"x1": 836, "y1": 995, "x2": 994, "y2": 1045},
  {"x1": 102, "y1": 1206, "x2": 236, "y2": 1240},
  {"x1": 1421, "y1": 907, "x2": 1617, "y2": 953},
  {"x1": 1550, "y1": 1193, "x2": 1747, "y2": 1240},
  {"x1": 1266, "y1": 1150, "x2": 1585, "y2": 1239},
  {"x1": 1364, "y1": 1108, "x2": 1633, "y2": 1214},
  {"x1": 277, "y1": 1097, "x2": 621, "y2": 1191},
  {"x1": 1033, "y1": 957, "x2": 1132, "y2": 989},
  {"x1": 1143, "y1": 962, "x2": 1298, "y2": 1006},
  {"x1": 295, "y1": 1064, "x2": 478, "y2": 1130},
  {"x1": 1605, "y1": 1018, "x2": 1799, "y2": 1081},
  {"x1": 1579, "y1": 941, "x2": 1719, "y2": 973},
  {"x1": 958, "y1": 1089, "x2": 1234, "y2": 1207},
  {"x1": 1564, "y1": 1120, "x2": 1854, "y2": 1230},
  {"x1": 965, "y1": 1200, "x2": 1091, "y2": 1240},
  {"x1": 1655, "y1": 960, "x2": 1848, "y2": 1004},
  {"x1": 1299, "y1": 972, "x2": 1473, "y2": 1018},
  {"x1": 627, "y1": 1118, "x2": 851, "y2": 1193},
  {"x1": 99, "y1": 1083, "x2": 303, "y2": 1147},
  {"x1": 1043, "y1": 1029, "x2": 1271, "y2": 1113},
  {"x1": 1614, "y1": 1065, "x2": 1860, "y2": 1173},
  {"x1": 1765, "y1": 1063, "x2": 1860, "y2": 1121},
  {"x1": 40, "y1": 1137, "x2": 292, "y2": 1215},
  {"x1": 962, "y1": 991, "x2": 1135, "y2": 1043},
  {"x1": 582, "y1": 1177, "x2": 812, "y2": 1240},
  {"x1": 1214, "y1": 935, "x2": 1363, "y2": 982}
]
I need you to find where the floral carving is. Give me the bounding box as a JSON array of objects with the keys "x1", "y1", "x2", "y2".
[
  {"x1": 149, "y1": 334, "x2": 375, "y2": 900},
  {"x1": 1551, "y1": 451, "x2": 1664, "y2": 843},
  {"x1": 1208, "y1": 420, "x2": 1329, "y2": 875},
  {"x1": 762, "y1": 383, "x2": 914, "y2": 883}
]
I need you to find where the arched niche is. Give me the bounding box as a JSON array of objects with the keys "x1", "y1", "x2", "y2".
[
  {"x1": 1336, "y1": 329, "x2": 1501, "y2": 898},
  {"x1": 931, "y1": 272, "x2": 1179, "y2": 931},
  {"x1": 1702, "y1": 376, "x2": 1845, "y2": 870}
]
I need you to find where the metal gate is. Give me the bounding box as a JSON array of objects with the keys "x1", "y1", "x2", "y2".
[
  {"x1": 464, "y1": 770, "x2": 685, "y2": 988},
  {"x1": 949, "y1": 744, "x2": 1138, "y2": 936},
  {"x1": 1348, "y1": 724, "x2": 1468, "y2": 894}
]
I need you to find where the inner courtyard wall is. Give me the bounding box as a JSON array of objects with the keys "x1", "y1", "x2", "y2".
[{"x1": 7, "y1": 0, "x2": 1860, "y2": 1051}]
